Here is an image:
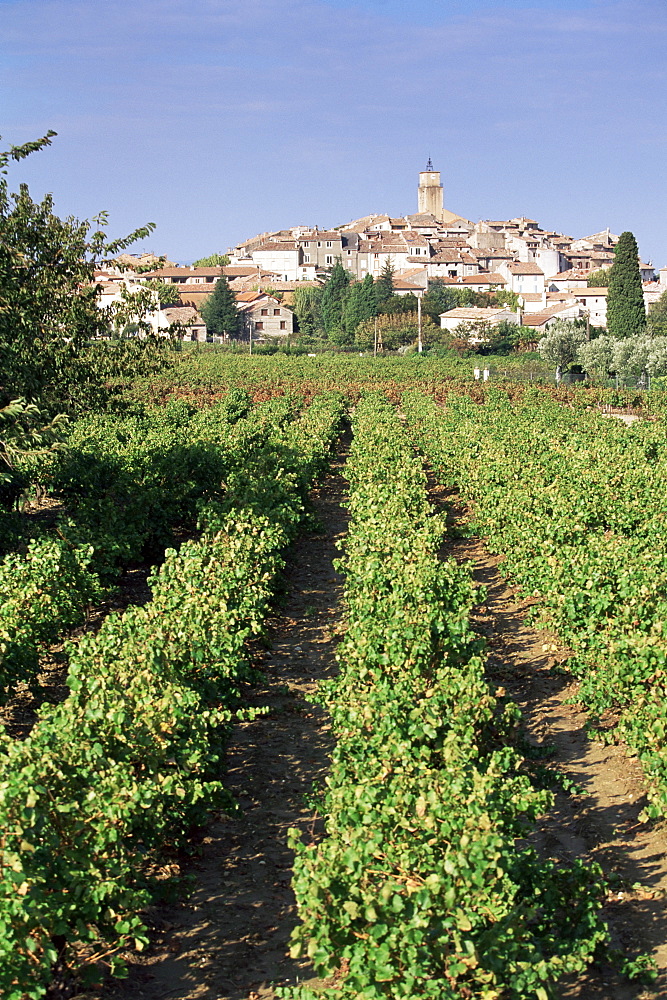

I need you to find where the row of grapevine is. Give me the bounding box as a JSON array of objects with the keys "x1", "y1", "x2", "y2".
[
  {"x1": 0, "y1": 391, "x2": 297, "y2": 707},
  {"x1": 131, "y1": 351, "x2": 667, "y2": 417},
  {"x1": 402, "y1": 388, "x2": 667, "y2": 819},
  {"x1": 0, "y1": 539, "x2": 103, "y2": 703},
  {"x1": 284, "y1": 394, "x2": 608, "y2": 1000},
  {"x1": 35, "y1": 390, "x2": 296, "y2": 580},
  {"x1": 0, "y1": 391, "x2": 346, "y2": 1000}
]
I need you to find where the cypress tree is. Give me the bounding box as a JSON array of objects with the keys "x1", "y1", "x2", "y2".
[
  {"x1": 606, "y1": 231, "x2": 646, "y2": 338},
  {"x1": 343, "y1": 273, "x2": 377, "y2": 336},
  {"x1": 361, "y1": 272, "x2": 377, "y2": 319},
  {"x1": 320, "y1": 259, "x2": 351, "y2": 336},
  {"x1": 201, "y1": 276, "x2": 240, "y2": 337},
  {"x1": 375, "y1": 258, "x2": 395, "y2": 311}
]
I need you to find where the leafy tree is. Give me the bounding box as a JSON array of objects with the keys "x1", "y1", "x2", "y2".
[
  {"x1": 493, "y1": 289, "x2": 520, "y2": 311},
  {"x1": 538, "y1": 320, "x2": 587, "y2": 373},
  {"x1": 637, "y1": 336, "x2": 667, "y2": 376},
  {"x1": 200, "y1": 276, "x2": 239, "y2": 337},
  {"x1": 374, "y1": 258, "x2": 395, "y2": 311},
  {"x1": 142, "y1": 278, "x2": 181, "y2": 307},
  {"x1": 421, "y1": 279, "x2": 457, "y2": 323},
  {"x1": 577, "y1": 336, "x2": 616, "y2": 378},
  {"x1": 192, "y1": 253, "x2": 230, "y2": 267},
  {"x1": 587, "y1": 267, "x2": 611, "y2": 287},
  {"x1": 606, "y1": 231, "x2": 646, "y2": 338},
  {"x1": 0, "y1": 398, "x2": 68, "y2": 507},
  {"x1": 292, "y1": 285, "x2": 323, "y2": 340},
  {"x1": 446, "y1": 319, "x2": 493, "y2": 350},
  {"x1": 0, "y1": 131, "x2": 158, "y2": 408},
  {"x1": 343, "y1": 274, "x2": 376, "y2": 336},
  {"x1": 328, "y1": 325, "x2": 354, "y2": 347},
  {"x1": 578, "y1": 333, "x2": 667, "y2": 380},
  {"x1": 647, "y1": 289, "x2": 667, "y2": 338},
  {"x1": 476, "y1": 320, "x2": 519, "y2": 356},
  {"x1": 381, "y1": 292, "x2": 419, "y2": 316},
  {"x1": 354, "y1": 311, "x2": 435, "y2": 351},
  {"x1": 260, "y1": 286, "x2": 283, "y2": 302},
  {"x1": 452, "y1": 287, "x2": 481, "y2": 307},
  {"x1": 610, "y1": 337, "x2": 652, "y2": 379},
  {"x1": 320, "y1": 259, "x2": 351, "y2": 337}
]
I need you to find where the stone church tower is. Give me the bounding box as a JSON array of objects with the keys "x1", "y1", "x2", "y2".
[{"x1": 418, "y1": 158, "x2": 444, "y2": 221}]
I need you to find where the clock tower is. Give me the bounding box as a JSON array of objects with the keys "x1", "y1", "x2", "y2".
[{"x1": 418, "y1": 158, "x2": 444, "y2": 221}]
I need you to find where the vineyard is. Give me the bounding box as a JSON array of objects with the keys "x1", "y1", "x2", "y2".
[{"x1": 3, "y1": 353, "x2": 667, "y2": 999}]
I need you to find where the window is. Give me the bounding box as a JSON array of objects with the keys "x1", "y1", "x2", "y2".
[
  {"x1": 303, "y1": 241, "x2": 310, "y2": 247},
  {"x1": 261, "y1": 308, "x2": 268, "y2": 315},
  {"x1": 326, "y1": 240, "x2": 332, "y2": 247},
  {"x1": 326, "y1": 255, "x2": 333, "y2": 265},
  {"x1": 304, "y1": 254, "x2": 311, "y2": 263},
  {"x1": 255, "y1": 321, "x2": 263, "y2": 330},
  {"x1": 273, "y1": 308, "x2": 280, "y2": 315},
  {"x1": 280, "y1": 321, "x2": 286, "y2": 330}
]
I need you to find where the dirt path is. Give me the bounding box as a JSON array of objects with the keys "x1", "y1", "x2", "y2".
[
  {"x1": 96, "y1": 449, "x2": 349, "y2": 1000},
  {"x1": 437, "y1": 489, "x2": 667, "y2": 1000}
]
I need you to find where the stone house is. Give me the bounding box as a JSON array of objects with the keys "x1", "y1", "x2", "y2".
[
  {"x1": 427, "y1": 250, "x2": 481, "y2": 279},
  {"x1": 440, "y1": 306, "x2": 518, "y2": 332},
  {"x1": 94, "y1": 273, "x2": 162, "y2": 335},
  {"x1": 392, "y1": 277, "x2": 424, "y2": 298},
  {"x1": 498, "y1": 260, "x2": 546, "y2": 296},
  {"x1": 159, "y1": 306, "x2": 207, "y2": 341},
  {"x1": 250, "y1": 242, "x2": 301, "y2": 282},
  {"x1": 235, "y1": 292, "x2": 295, "y2": 339},
  {"x1": 296, "y1": 230, "x2": 344, "y2": 271},
  {"x1": 520, "y1": 301, "x2": 586, "y2": 331},
  {"x1": 142, "y1": 266, "x2": 223, "y2": 286},
  {"x1": 547, "y1": 269, "x2": 591, "y2": 291},
  {"x1": 572, "y1": 288, "x2": 608, "y2": 328}
]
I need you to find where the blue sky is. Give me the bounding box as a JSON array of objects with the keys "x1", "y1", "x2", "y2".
[{"x1": 1, "y1": 0, "x2": 665, "y2": 266}]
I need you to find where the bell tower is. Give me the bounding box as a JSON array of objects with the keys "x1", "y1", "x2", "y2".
[{"x1": 418, "y1": 157, "x2": 444, "y2": 221}]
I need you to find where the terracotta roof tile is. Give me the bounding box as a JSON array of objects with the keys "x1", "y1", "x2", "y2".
[
  {"x1": 252, "y1": 241, "x2": 299, "y2": 252},
  {"x1": 441, "y1": 307, "x2": 513, "y2": 320},
  {"x1": 506, "y1": 261, "x2": 544, "y2": 275},
  {"x1": 460, "y1": 272, "x2": 507, "y2": 285},
  {"x1": 521, "y1": 303, "x2": 582, "y2": 327},
  {"x1": 143, "y1": 266, "x2": 222, "y2": 278}
]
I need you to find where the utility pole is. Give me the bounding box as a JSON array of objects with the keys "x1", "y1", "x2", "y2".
[
  {"x1": 374, "y1": 315, "x2": 378, "y2": 357},
  {"x1": 417, "y1": 295, "x2": 423, "y2": 353}
]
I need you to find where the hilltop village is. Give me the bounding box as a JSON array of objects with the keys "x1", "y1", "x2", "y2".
[{"x1": 95, "y1": 162, "x2": 667, "y2": 346}]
